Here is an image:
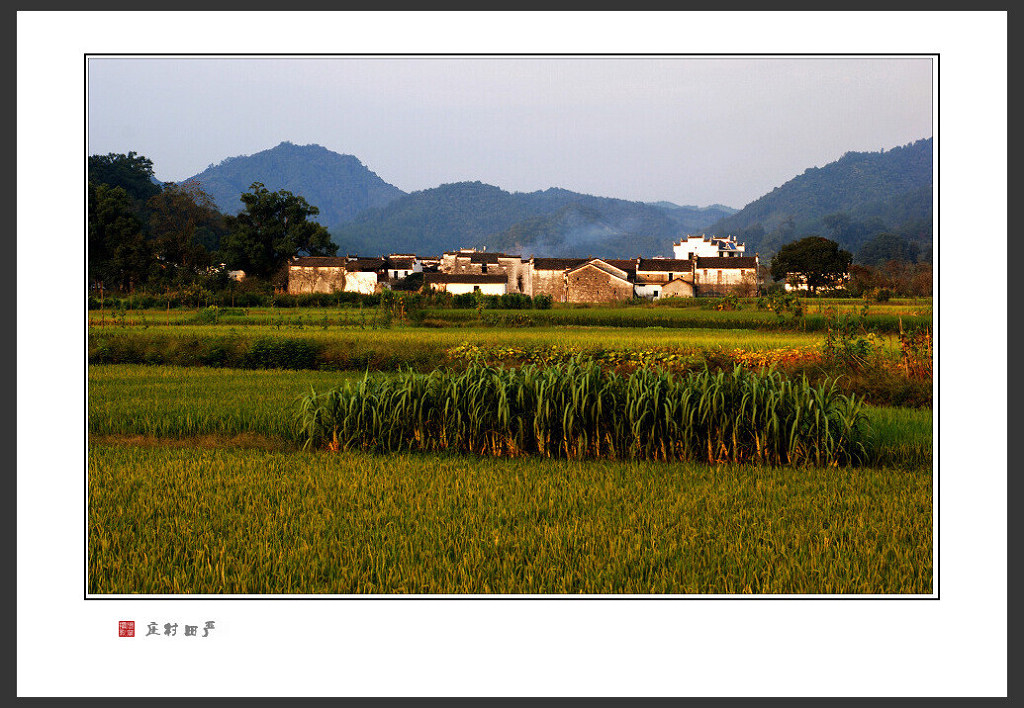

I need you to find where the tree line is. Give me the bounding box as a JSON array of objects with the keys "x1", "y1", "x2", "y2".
[{"x1": 88, "y1": 151, "x2": 337, "y2": 293}]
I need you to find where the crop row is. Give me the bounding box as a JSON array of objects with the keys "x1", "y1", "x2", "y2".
[
  {"x1": 297, "y1": 359, "x2": 870, "y2": 466},
  {"x1": 89, "y1": 304, "x2": 933, "y2": 333}
]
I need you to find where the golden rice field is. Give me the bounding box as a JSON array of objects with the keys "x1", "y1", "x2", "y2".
[{"x1": 89, "y1": 444, "x2": 932, "y2": 595}]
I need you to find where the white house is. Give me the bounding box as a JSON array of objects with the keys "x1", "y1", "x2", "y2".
[
  {"x1": 423, "y1": 273, "x2": 508, "y2": 295},
  {"x1": 783, "y1": 272, "x2": 850, "y2": 293},
  {"x1": 634, "y1": 258, "x2": 694, "y2": 299},
  {"x1": 673, "y1": 234, "x2": 746, "y2": 260},
  {"x1": 384, "y1": 254, "x2": 421, "y2": 280}
]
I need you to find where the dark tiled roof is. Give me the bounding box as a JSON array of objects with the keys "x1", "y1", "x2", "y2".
[
  {"x1": 532, "y1": 258, "x2": 587, "y2": 271},
  {"x1": 386, "y1": 256, "x2": 416, "y2": 269},
  {"x1": 695, "y1": 256, "x2": 758, "y2": 268},
  {"x1": 346, "y1": 258, "x2": 386, "y2": 272},
  {"x1": 637, "y1": 258, "x2": 692, "y2": 272},
  {"x1": 291, "y1": 257, "x2": 348, "y2": 267},
  {"x1": 603, "y1": 259, "x2": 639, "y2": 272},
  {"x1": 423, "y1": 273, "x2": 509, "y2": 284}
]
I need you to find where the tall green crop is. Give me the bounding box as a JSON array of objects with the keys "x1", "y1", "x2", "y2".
[{"x1": 297, "y1": 359, "x2": 870, "y2": 466}]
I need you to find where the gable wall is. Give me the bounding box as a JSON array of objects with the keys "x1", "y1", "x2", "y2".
[
  {"x1": 288, "y1": 265, "x2": 346, "y2": 294},
  {"x1": 566, "y1": 265, "x2": 632, "y2": 303},
  {"x1": 532, "y1": 269, "x2": 567, "y2": 301}
]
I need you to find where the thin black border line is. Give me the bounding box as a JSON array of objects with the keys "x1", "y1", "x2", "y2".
[
  {"x1": 85, "y1": 52, "x2": 939, "y2": 58},
  {"x1": 84, "y1": 51, "x2": 940, "y2": 601}
]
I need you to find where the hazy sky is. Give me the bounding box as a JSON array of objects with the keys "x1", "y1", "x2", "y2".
[{"x1": 87, "y1": 56, "x2": 933, "y2": 210}]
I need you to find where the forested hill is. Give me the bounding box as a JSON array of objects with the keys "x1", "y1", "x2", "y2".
[
  {"x1": 707, "y1": 138, "x2": 933, "y2": 258},
  {"x1": 331, "y1": 182, "x2": 735, "y2": 258},
  {"x1": 182, "y1": 141, "x2": 406, "y2": 226}
]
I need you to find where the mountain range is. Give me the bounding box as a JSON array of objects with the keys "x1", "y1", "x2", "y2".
[
  {"x1": 176, "y1": 138, "x2": 931, "y2": 259},
  {"x1": 706, "y1": 138, "x2": 933, "y2": 258}
]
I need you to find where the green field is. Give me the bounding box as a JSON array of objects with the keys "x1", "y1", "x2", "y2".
[
  {"x1": 87, "y1": 298, "x2": 933, "y2": 595},
  {"x1": 88, "y1": 300, "x2": 932, "y2": 333},
  {"x1": 88, "y1": 364, "x2": 930, "y2": 468},
  {"x1": 89, "y1": 444, "x2": 932, "y2": 594}
]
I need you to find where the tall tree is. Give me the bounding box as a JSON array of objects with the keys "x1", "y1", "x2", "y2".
[
  {"x1": 769, "y1": 236, "x2": 852, "y2": 294},
  {"x1": 88, "y1": 183, "x2": 153, "y2": 291},
  {"x1": 146, "y1": 180, "x2": 222, "y2": 280},
  {"x1": 88, "y1": 151, "x2": 162, "y2": 204},
  {"x1": 219, "y1": 182, "x2": 337, "y2": 279}
]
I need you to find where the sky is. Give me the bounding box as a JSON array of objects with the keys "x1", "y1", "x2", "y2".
[{"x1": 87, "y1": 55, "x2": 933, "y2": 211}]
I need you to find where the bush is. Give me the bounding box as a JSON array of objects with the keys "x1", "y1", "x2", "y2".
[
  {"x1": 532, "y1": 294, "x2": 553, "y2": 310},
  {"x1": 244, "y1": 338, "x2": 322, "y2": 370}
]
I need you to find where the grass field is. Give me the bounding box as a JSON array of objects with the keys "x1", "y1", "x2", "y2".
[
  {"x1": 89, "y1": 444, "x2": 932, "y2": 594},
  {"x1": 87, "y1": 297, "x2": 934, "y2": 596}
]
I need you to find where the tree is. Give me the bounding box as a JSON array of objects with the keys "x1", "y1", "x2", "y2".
[
  {"x1": 769, "y1": 236, "x2": 852, "y2": 294},
  {"x1": 88, "y1": 183, "x2": 153, "y2": 291},
  {"x1": 88, "y1": 151, "x2": 162, "y2": 204},
  {"x1": 147, "y1": 180, "x2": 223, "y2": 281},
  {"x1": 219, "y1": 182, "x2": 337, "y2": 279}
]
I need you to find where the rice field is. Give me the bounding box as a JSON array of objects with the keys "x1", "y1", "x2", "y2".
[
  {"x1": 87, "y1": 301, "x2": 932, "y2": 333},
  {"x1": 88, "y1": 364, "x2": 931, "y2": 468},
  {"x1": 87, "y1": 296, "x2": 933, "y2": 596},
  {"x1": 88, "y1": 444, "x2": 932, "y2": 595},
  {"x1": 89, "y1": 322, "x2": 831, "y2": 350},
  {"x1": 88, "y1": 325, "x2": 871, "y2": 377}
]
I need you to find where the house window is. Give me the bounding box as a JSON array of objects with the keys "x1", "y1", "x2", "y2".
[
  {"x1": 473, "y1": 285, "x2": 481, "y2": 292},
  {"x1": 717, "y1": 270, "x2": 722, "y2": 283}
]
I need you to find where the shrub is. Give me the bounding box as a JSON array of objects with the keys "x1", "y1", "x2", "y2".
[
  {"x1": 533, "y1": 294, "x2": 553, "y2": 310},
  {"x1": 244, "y1": 338, "x2": 322, "y2": 370}
]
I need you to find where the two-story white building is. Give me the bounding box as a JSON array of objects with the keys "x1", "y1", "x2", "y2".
[{"x1": 673, "y1": 234, "x2": 746, "y2": 260}]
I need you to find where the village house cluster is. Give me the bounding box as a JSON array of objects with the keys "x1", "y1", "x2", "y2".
[{"x1": 287, "y1": 235, "x2": 760, "y2": 301}]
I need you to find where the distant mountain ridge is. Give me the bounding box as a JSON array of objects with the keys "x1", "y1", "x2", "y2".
[
  {"x1": 181, "y1": 141, "x2": 406, "y2": 227},
  {"x1": 331, "y1": 182, "x2": 736, "y2": 258},
  {"x1": 707, "y1": 138, "x2": 933, "y2": 257},
  {"x1": 171, "y1": 139, "x2": 932, "y2": 261}
]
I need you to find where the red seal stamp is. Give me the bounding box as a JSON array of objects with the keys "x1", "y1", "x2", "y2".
[{"x1": 118, "y1": 620, "x2": 135, "y2": 637}]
